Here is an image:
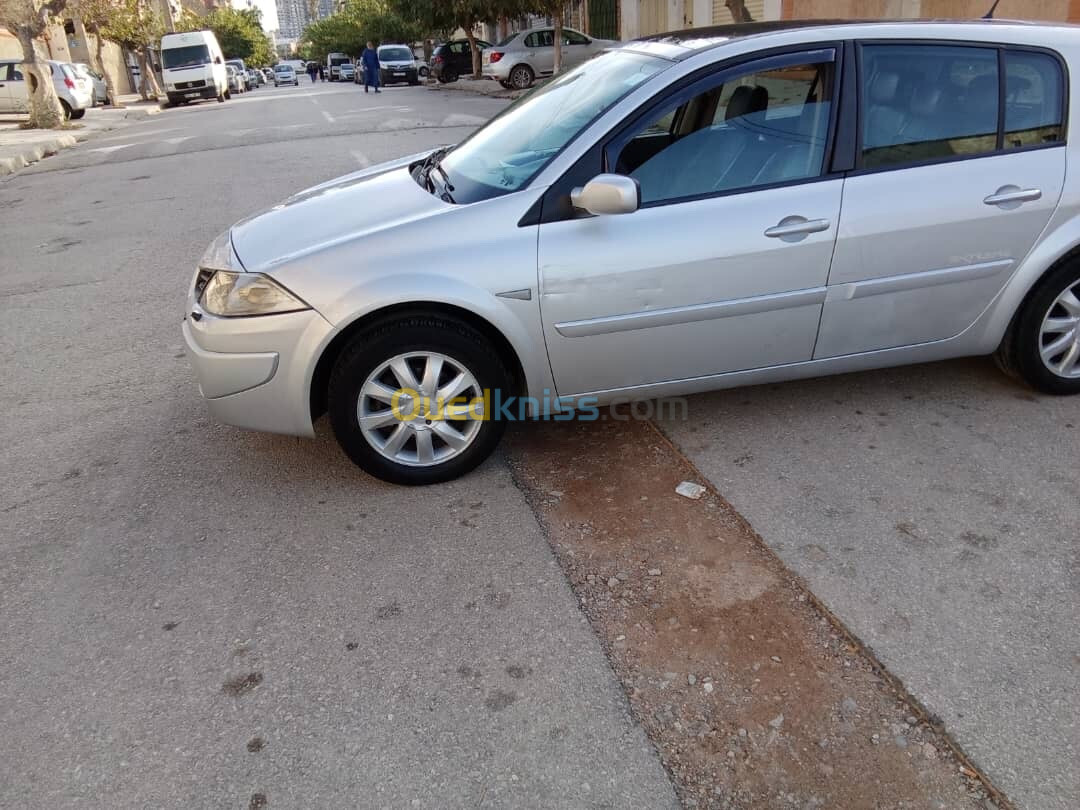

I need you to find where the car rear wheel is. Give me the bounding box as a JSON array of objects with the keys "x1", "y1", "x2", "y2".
[
  {"x1": 328, "y1": 315, "x2": 511, "y2": 485},
  {"x1": 509, "y1": 64, "x2": 534, "y2": 90},
  {"x1": 69, "y1": 107, "x2": 85, "y2": 119},
  {"x1": 997, "y1": 260, "x2": 1080, "y2": 395},
  {"x1": 59, "y1": 99, "x2": 72, "y2": 120},
  {"x1": 439, "y1": 69, "x2": 457, "y2": 83}
]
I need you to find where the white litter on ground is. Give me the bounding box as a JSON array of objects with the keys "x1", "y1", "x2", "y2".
[{"x1": 675, "y1": 481, "x2": 707, "y2": 500}]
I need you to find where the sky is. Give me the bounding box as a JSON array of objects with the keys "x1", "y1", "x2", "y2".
[{"x1": 231, "y1": 0, "x2": 281, "y2": 35}]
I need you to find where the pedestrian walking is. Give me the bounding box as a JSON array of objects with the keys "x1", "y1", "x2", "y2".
[
  {"x1": 319, "y1": 63, "x2": 326, "y2": 82},
  {"x1": 308, "y1": 62, "x2": 317, "y2": 83},
  {"x1": 361, "y1": 41, "x2": 380, "y2": 94}
]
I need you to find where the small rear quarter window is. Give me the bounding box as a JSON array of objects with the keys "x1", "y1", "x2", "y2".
[{"x1": 1004, "y1": 50, "x2": 1065, "y2": 149}]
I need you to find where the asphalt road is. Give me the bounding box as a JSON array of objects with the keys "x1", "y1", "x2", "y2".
[
  {"x1": 659, "y1": 359, "x2": 1080, "y2": 810},
  {"x1": 0, "y1": 83, "x2": 678, "y2": 809}
]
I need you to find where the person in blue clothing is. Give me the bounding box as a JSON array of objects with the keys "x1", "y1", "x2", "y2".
[{"x1": 361, "y1": 41, "x2": 380, "y2": 93}]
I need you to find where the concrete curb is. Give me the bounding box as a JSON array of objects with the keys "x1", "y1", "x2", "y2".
[
  {"x1": 0, "y1": 104, "x2": 158, "y2": 177},
  {"x1": 0, "y1": 133, "x2": 81, "y2": 177},
  {"x1": 425, "y1": 80, "x2": 525, "y2": 100}
]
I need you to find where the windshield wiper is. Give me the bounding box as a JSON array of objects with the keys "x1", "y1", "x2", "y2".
[{"x1": 418, "y1": 146, "x2": 455, "y2": 202}]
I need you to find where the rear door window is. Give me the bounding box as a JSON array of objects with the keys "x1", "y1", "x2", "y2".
[
  {"x1": 525, "y1": 31, "x2": 554, "y2": 48},
  {"x1": 860, "y1": 44, "x2": 1000, "y2": 168},
  {"x1": 1004, "y1": 50, "x2": 1065, "y2": 149}
]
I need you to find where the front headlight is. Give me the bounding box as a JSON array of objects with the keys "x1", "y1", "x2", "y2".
[{"x1": 200, "y1": 270, "x2": 309, "y2": 317}]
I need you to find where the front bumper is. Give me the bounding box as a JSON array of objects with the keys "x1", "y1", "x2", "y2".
[
  {"x1": 167, "y1": 85, "x2": 218, "y2": 103},
  {"x1": 182, "y1": 305, "x2": 335, "y2": 438},
  {"x1": 380, "y1": 68, "x2": 417, "y2": 84}
]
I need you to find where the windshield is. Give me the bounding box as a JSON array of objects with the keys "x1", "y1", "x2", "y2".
[
  {"x1": 274, "y1": 65, "x2": 291, "y2": 72},
  {"x1": 330, "y1": 57, "x2": 350, "y2": 66},
  {"x1": 438, "y1": 49, "x2": 668, "y2": 203},
  {"x1": 163, "y1": 45, "x2": 210, "y2": 69},
  {"x1": 379, "y1": 48, "x2": 412, "y2": 62}
]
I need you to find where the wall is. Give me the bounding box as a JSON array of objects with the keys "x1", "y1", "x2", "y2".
[
  {"x1": 781, "y1": 0, "x2": 1076, "y2": 20},
  {"x1": 620, "y1": 0, "x2": 782, "y2": 38}
]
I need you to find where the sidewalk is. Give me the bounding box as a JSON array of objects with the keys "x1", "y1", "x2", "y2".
[
  {"x1": 426, "y1": 76, "x2": 528, "y2": 100},
  {"x1": 0, "y1": 94, "x2": 159, "y2": 176}
]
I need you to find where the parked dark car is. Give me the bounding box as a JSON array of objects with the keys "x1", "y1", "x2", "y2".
[{"x1": 430, "y1": 39, "x2": 491, "y2": 83}]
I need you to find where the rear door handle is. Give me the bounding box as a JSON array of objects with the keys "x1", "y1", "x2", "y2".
[
  {"x1": 984, "y1": 186, "x2": 1042, "y2": 207},
  {"x1": 764, "y1": 217, "x2": 831, "y2": 241}
]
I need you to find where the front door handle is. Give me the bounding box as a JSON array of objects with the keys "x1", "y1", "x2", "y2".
[
  {"x1": 764, "y1": 217, "x2": 831, "y2": 242},
  {"x1": 984, "y1": 186, "x2": 1042, "y2": 208}
]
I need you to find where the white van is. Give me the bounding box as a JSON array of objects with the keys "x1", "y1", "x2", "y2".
[{"x1": 160, "y1": 30, "x2": 228, "y2": 106}]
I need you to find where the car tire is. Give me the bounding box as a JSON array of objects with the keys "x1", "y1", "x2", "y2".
[
  {"x1": 499, "y1": 80, "x2": 511, "y2": 89},
  {"x1": 59, "y1": 99, "x2": 72, "y2": 120},
  {"x1": 69, "y1": 107, "x2": 85, "y2": 119},
  {"x1": 996, "y1": 259, "x2": 1080, "y2": 395},
  {"x1": 439, "y1": 69, "x2": 457, "y2": 83},
  {"x1": 328, "y1": 314, "x2": 512, "y2": 485},
  {"x1": 509, "y1": 64, "x2": 534, "y2": 90}
]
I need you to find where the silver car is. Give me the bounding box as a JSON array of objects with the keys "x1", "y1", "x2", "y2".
[
  {"x1": 185, "y1": 20, "x2": 1080, "y2": 485},
  {"x1": 483, "y1": 26, "x2": 615, "y2": 89}
]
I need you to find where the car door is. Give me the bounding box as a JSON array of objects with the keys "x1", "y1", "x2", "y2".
[
  {"x1": 1, "y1": 63, "x2": 29, "y2": 113},
  {"x1": 538, "y1": 47, "x2": 846, "y2": 396},
  {"x1": 815, "y1": 43, "x2": 1067, "y2": 358},
  {"x1": 0, "y1": 63, "x2": 13, "y2": 113},
  {"x1": 527, "y1": 31, "x2": 555, "y2": 77},
  {"x1": 561, "y1": 30, "x2": 589, "y2": 69}
]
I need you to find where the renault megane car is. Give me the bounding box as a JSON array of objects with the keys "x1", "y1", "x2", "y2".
[{"x1": 185, "y1": 19, "x2": 1080, "y2": 485}]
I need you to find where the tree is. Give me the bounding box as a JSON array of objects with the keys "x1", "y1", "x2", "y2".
[
  {"x1": 102, "y1": 0, "x2": 164, "y2": 100},
  {"x1": 0, "y1": 0, "x2": 68, "y2": 128},
  {"x1": 197, "y1": 6, "x2": 274, "y2": 67},
  {"x1": 301, "y1": 0, "x2": 420, "y2": 61},
  {"x1": 74, "y1": 0, "x2": 121, "y2": 106},
  {"x1": 533, "y1": 0, "x2": 564, "y2": 75},
  {"x1": 726, "y1": 0, "x2": 754, "y2": 23}
]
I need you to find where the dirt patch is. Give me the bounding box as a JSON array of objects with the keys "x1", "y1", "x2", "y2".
[{"x1": 505, "y1": 419, "x2": 1005, "y2": 810}]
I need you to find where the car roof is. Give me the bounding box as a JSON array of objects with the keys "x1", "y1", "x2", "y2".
[{"x1": 632, "y1": 18, "x2": 1080, "y2": 60}]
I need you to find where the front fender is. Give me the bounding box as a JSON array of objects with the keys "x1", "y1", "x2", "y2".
[{"x1": 315, "y1": 272, "x2": 556, "y2": 405}]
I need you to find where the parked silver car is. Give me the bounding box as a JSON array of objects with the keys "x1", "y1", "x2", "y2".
[
  {"x1": 483, "y1": 26, "x2": 614, "y2": 89},
  {"x1": 72, "y1": 62, "x2": 107, "y2": 105},
  {"x1": 185, "y1": 20, "x2": 1080, "y2": 485}
]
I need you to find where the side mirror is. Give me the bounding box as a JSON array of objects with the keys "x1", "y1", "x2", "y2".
[
  {"x1": 570, "y1": 174, "x2": 640, "y2": 216},
  {"x1": 215, "y1": 57, "x2": 222, "y2": 64}
]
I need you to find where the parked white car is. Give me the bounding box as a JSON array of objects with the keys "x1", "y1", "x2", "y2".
[{"x1": 0, "y1": 59, "x2": 92, "y2": 118}]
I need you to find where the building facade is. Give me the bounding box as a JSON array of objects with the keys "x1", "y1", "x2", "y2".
[
  {"x1": 276, "y1": 0, "x2": 335, "y2": 39},
  {"x1": 615, "y1": 0, "x2": 1080, "y2": 40}
]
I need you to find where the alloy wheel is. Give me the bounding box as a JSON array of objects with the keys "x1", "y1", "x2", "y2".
[
  {"x1": 510, "y1": 65, "x2": 532, "y2": 89},
  {"x1": 357, "y1": 351, "x2": 485, "y2": 467},
  {"x1": 1040, "y1": 280, "x2": 1080, "y2": 378}
]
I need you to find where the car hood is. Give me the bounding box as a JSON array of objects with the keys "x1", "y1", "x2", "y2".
[
  {"x1": 230, "y1": 150, "x2": 449, "y2": 273},
  {"x1": 382, "y1": 61, "x2": 414, "y2": 69}
]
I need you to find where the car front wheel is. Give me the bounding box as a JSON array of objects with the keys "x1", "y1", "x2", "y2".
[
  {"x1": 997, "y1": 260, "x2": 1080, "y2": 394},
  {"x1": 328, "y1": 315, "x2": 511, "y2": 485}
]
